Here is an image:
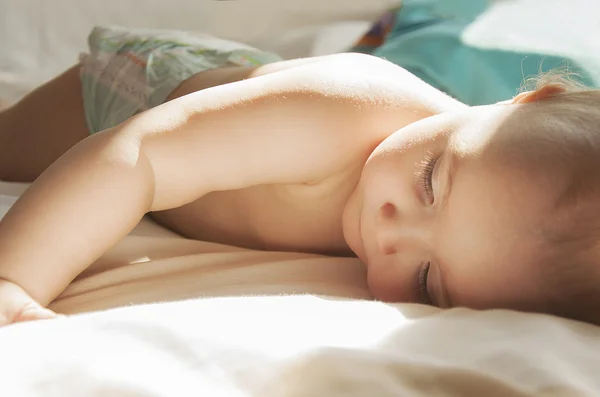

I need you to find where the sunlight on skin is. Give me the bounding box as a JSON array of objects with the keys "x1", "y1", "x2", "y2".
[{"x1": 449, "y1": 105, "x2": 516, "y2": 157}]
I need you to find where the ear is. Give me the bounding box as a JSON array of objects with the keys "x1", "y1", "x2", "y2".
[{"x1": 512, "y1": 84, "x2": 566, "y2": 104}]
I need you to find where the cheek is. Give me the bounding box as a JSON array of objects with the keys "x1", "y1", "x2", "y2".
[
  {"x1": 440, "y1": 204, "x2": 517, "y2": 300},
  {"x1": 438, "y1": 164, "x2": 548, "y2": 308}
]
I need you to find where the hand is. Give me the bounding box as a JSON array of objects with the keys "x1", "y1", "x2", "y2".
[{"x1": 0, "y1": 278, "x2": 59, "y2": 327}]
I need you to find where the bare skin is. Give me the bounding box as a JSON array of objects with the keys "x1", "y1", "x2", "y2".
[{"x1": 0, "y1": 53, "x2": 459, "y2": 325}]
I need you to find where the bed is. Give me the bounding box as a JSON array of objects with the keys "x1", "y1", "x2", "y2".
[
  {"x1": 2, "y1": 180, "x2": 600, "y2": 396},
  {"x1": 2, "y1": 1, "x2": 600, "y2": 396}
]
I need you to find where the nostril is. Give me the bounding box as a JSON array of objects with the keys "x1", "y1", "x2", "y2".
[
  {"x1": 380, "y1": 244, "x2": 396, "y2": 255},
  {"x1": 380, "y1": 202, "x2": 396, "y2": 219}
]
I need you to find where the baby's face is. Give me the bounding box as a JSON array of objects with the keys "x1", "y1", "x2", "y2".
[{"x1": 343, "y1": 104, "x2": 566, "y2": 311}]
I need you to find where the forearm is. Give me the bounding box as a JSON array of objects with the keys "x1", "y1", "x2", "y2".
[{"x1": 0, "y1": 130, "x2": 155, "y2": 305}]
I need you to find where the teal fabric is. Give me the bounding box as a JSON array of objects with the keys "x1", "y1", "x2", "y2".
[{"x1": 355, "y1": 0, "x2": 597, "y2": 105}]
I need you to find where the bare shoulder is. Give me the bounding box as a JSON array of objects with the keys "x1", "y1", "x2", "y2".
[
  {"x1": 170, "y1": 52, "x2": 458, "y2": 123},
  {"x1": 124, "y1": 52, "x2": 461, "y2": 209},
  {"x1": 166, "y1": 53, "x2": 387, "y2": 100},
  {"x1": 311, "y1": 53, "x2": 461, "y2": 113}
]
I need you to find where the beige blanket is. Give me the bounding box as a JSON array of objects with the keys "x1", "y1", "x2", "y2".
[{"x1": 1, "y1": 181, "x2": 600, "y2": 396}]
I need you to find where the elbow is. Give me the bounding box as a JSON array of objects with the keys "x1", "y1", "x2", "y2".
[{"x1": 69, "y1": 130, "x2": 157, "y2": 211}]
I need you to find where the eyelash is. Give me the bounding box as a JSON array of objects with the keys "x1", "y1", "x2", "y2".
[
  {"x1": 418, "y1": 262, "x2": 433, "y2": 305},
  {"x1": 416, "y1": 153, "x2": 440, "y2": 203}
]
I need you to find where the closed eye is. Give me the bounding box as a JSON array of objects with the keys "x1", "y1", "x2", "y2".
[
  {"x1": 417, "y1": 261, "x2": 433, "y2": 305},
  {"x1": 415, "y1": 152, "x2": 441, "y2": 204}
]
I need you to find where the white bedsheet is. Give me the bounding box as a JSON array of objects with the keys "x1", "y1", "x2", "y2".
[{"x1": 3, "y1": 295, "x2": 600, "y2": 396}]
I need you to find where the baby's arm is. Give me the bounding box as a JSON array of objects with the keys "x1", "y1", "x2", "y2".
[{"x1": 0, "y1": 53, "x2": 390, "y2": 325}]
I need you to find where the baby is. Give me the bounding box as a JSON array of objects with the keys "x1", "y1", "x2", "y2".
[{"x1": 0, "y1": 26, "x2": 599, "y2": 326}]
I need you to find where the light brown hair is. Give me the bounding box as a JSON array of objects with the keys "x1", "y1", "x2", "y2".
[{"x1": 505, "y1": 71, "x2": 600, "y2": 324}]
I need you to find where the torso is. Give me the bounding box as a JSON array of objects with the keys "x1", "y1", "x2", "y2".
[
  {"x1": 150, "y1": 173, "x2": 359, "y2": 255},
  {"x1": 147, "y1": 57, "x2": 460, "y2": 255}
]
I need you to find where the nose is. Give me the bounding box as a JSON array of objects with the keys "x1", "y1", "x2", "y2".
[{"x1": 374, "y1": 202, "x2": 428, "y2": 256}]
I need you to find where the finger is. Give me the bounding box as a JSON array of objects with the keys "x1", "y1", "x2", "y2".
[
  {"x1": 14, "y1": 304, "x2": 58, "y2": 323},
  {"x1": 0, "y1": 312, "x2": 10, "y2": 327}
]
